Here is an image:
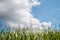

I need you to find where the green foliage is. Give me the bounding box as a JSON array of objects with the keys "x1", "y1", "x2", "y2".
[{"x1": 0, "y1": 28, "x2": 60, "y2": 40}]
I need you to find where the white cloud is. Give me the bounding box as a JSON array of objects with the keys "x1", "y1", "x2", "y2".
[
  {"x1": 41, "y1": 22, "x2": 52, "y2": 29},
  {"x1": 0, "y1": 0, "x2": 51, "y2": 30},
  {"x1": 0, "y1": 2, "x2": 8, "y2": 12},
  {"x1": 0, "y1": 0, "x2": 42, "y2": 30},
  {"x1": 32, "y1": 0, "x2": 41, "y2": 6}
]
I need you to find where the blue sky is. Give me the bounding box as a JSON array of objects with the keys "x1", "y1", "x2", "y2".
[
  {"x1": 0, "y1": 0, "x2": 60, "y2": 30},
  {"x1": 0, "y1": 20, "x2": 2, "y2": 30},
  {"x1": 32, "y1": 0, "x2": 60, "y2": 25}
]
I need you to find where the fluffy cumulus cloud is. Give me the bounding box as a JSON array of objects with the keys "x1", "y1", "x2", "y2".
[
  {"x1": 41, "y1": 22, "x2": 52, "y2": 28},
  {"x1": 0, "y1": 0, "x2": 51, "y2": 30}
]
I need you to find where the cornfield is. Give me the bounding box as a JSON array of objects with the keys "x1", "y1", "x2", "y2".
[{"x1": 0, "y1": 28, "x2": 60, "y2": 40}]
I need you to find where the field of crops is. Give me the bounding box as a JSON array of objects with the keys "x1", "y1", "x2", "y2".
[{"x1": 0, "y1": 28, "x2": 60, "y2": 40}]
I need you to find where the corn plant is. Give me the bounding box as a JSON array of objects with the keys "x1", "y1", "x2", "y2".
[{"x1": 0, "y1": 28, "x2": 60, "y2": 40}]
